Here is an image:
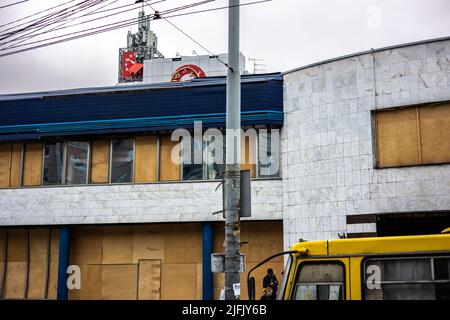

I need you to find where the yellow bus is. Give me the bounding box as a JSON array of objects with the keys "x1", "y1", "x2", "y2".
[{"x1": 248, "y1": 229, "x2": 450, "y2": 300}]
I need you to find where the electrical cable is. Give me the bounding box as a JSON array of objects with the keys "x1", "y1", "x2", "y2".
[
  {"x1": 0, "y1": 0, "x2": 273, "y2": 57},
  {"x1": 0, "y1": 0, "x2": 75, "y2": 31},
  {"x1": 0, "y1": 0, "x2": 207, "y2": 49},
  {"x1": 0, "y1": 0, "x2": 29, "y2": 10},
  {"x1": 1, "y1": 0, "x2": 166, "y2": 47},
  {"x1": 1, "y1": 0, "x2": 122, "y2": 49},
  {"x1": 144, "y1": 0, "x2": 230, "y2": 69},
  {"x1": 0, "y1": 0, "x2": 95, "y2": 41}
]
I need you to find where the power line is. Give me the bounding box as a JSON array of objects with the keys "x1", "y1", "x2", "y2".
[
  {"x1": 0, "y1": 0, "x2": 273, "y2": 58},
  {"x1": 0, "y1": 0, "x2": 95, "y2": 41},
  {"x1": 0, "y1": 0, "x2": 118, "y2": 50},
  {"x1": 145, "y1": 1, "x2": 215, "y2": 56},
  {"x1": 0, "y1": 1, "x2": 208, "y2": 51},
  {"x1": 0, "y1": 0, "x2": 205, "y2": 50},
  {"x1": 144, "y1": 0, "x2": 230, "y2": 69},
  {"x1": 164, "y1": 0, "x2": 272, "y2": 20},
  {"x1": 0, "y1": 0, "x2": 128, "y2": 47},
  {"x1": 0, "y1": 0, "x2": 75, "y2": 30},
  {"x1": 0, "y1": 0, "x2": 107, "y2": 48},
  {"x1": 0, "y1": 0, "x2": 194, "y2": 48},
  {"x1": 0, "y1": 0, "x2": 29, "y2": 10}
]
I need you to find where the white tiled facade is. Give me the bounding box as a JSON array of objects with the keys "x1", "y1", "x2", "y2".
[
  {"x1": 282, "y1": 38, "x2": 450, "y2": 247},
  {"x1": 1, "y1": 38, "x2": 449, "y2": 252},
  {"x1": 0, "y1": 180, "x2": 282, "y2": 226}
]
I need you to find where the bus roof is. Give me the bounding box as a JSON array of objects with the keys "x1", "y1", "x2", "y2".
[{"x1": 291, "y1": 233, "x2": 450, "y2": 257}]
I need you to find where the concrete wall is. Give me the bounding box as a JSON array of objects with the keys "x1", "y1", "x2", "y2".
[
  {"x1": 282, "y1": 39, "x2": 450, "y2": 247},
  {"x1": 0, "y1": 180, "x2": 282, "y2": 226}
]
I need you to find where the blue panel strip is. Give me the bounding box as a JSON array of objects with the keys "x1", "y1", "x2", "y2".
[
  {"x1": 202, "y1": 223, "x2": 214, "y2": 300},
  {"x1": 0, "y1": 111, "x2": 283, "y2": 139},
  {"x1": 57, "y1": 226, "x2": 70, "y2": 300}
]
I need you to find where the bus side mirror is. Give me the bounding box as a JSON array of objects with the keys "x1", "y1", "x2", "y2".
[{"x1": 248, "y1": 277, "x2": 256, "y2": 300}]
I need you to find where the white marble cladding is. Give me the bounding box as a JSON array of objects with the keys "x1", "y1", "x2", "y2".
[
  {"x1": 0, "y1": 180, "x2": 282, "y2": 226},
  {"x1": 283, "y1": 39, "x2": 450, "y2": 247}
]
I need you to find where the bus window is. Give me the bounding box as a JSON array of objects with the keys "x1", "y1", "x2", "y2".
[
  {"x1": 292, "y1": 262, "x2": 345, "y2": 300},
  {"x1": 364, "y1": 257, "x2": 450, "y2": 300},
  {"x1": 276, "y1": 255, "x2": 293, "y2": 300}
]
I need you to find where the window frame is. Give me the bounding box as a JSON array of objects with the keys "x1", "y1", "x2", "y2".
[
  {"x1": 290, "y1": 260, "x2": 347, "y2": 300},
  {"x1": 42, "y1": 142, "x2": 65, "y2": 186},
  {"x1": 41, "y1": 141, "x2": 90, "y2": 186},
  {"x1": 361, "y1": 254, "x2": 450, "y2": 300},
  {"x1": 109, "y1": 137, "x2": 135, "y2": 184},
  {"x1": 372, "y1": 101, "x2": 450, "y2": 169},
  {"x1": 64, "y1": 141, "x2": 91, "y2": 185}
]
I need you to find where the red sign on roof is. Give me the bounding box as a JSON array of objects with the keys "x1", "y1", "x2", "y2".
[
  {"x1": 121, "y1": 51, "x2": 138, "y2": 79},
  {"x1": 171, "y1": 64, "x2": 206, "y2": 82}
]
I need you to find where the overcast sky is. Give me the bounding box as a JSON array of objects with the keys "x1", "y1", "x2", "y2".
[{"x1": 0, "y1": 0, "x2": 449, "y2": 94}]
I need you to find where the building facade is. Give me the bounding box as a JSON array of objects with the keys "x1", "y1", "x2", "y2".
[
  {"x1": 283, "y1": 37, "x2": 450, "y2": 246},
  {"x1": 0, "y1": 37, "x2": 449, "y2": 300},
  {"x1": 0, "y1": 74, "x2": 284, "y2": 300}
]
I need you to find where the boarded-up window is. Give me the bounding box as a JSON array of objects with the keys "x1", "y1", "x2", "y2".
[
  {"x1": 375, "y1": 102, "x2": 450, "y2": 168},
  {"x1": 0, "y1": 143, "x2": 23, "y2": 188},
  {"x1": 3, "y1": 229, "x2": 27, "y2": 299},
  {"x1": 419, "y1": 103, "x2": 450, "y2": 164},
  {"x1": 159, "y1": 136, "x2": 180, "y2": 181},
  {"x1": 134, "y1": 136, "x2": 158, "y2": 183},
  {"x1": 241, "y1": 131, "x2": 257, "y2": 178},
  {"x1": 90, "y1": 140, "x2": 110, "y2": 184},
  {"x1": 0, "y1": 144, "x2": 12, "y2": 187},
  {"x1": 23, "y1": 143, "x2": 43, "y2": 186}
]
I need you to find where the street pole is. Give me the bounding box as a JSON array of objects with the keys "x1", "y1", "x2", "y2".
[{"x1": 224, "y1": 0, "x2": 241, "y2": 300}]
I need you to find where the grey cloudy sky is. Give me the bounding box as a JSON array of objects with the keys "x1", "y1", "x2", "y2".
[{"x1": 0, "y1": 0, "x2": 449, "y2": 94}]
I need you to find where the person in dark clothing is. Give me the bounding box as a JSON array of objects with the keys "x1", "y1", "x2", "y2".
[{"x1": 263, "y1": 268, "x2": 278, "y2": 300}]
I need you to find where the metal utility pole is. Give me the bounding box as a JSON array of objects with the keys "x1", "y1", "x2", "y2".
[{"x1": 224, "y1": 0, "x2": 241, "y2": 300}]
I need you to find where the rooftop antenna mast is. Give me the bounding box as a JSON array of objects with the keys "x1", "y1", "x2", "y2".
[{"x1": 119, "y1": 0, "x2": 164, "y2": 83}]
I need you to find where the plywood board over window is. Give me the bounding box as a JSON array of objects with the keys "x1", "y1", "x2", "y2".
[
  {"x1": 47, "y1": 229, "x2": 60, "y2": 299},
  {"x1": 0, "y1": 143, "x2": 23, "y2": 188},
  {"x1": 241, "y1": 133, "x2": 257, "y2": 177},
  {"x1": 376, "y1": 108, "x2": 421, "y2": 167},
  {"x1": 27, "y1": 229, "x2": 49, "y2": 299},
  {"x1": 138, "y1": 260, "x2": 161, "y2": 300},
  {"x1": 0, "y1": 144, "x2": 11, "y2": 187},
  {"x1": 101, "y1": 264, "x2": 138, "y2": 300},
  {"x1": 419, "y1": 102, "x2": 450, "y2": 164},
  {"x1": 159, "y1": 136, "x2": 181, "y2": 181},
  {"x1": 10, "y1": 143, "x2": 23, "y2": 187},
  {"x1": 134, "y1": 136, "x2": 158, "y2": 183},
  {"x1": 90, "y1": 140, "x2": 110, "y2": 184},
  {"x1": 3, "y1": 229, "x2": 27, "y2": 299},
  {"x1": 70, "y1": 227, "x2": 103, "y2": 265},
  {"x1": 68, "y1": 264, "x2": 102, "y2": 300},
  {"x1": 23, "y1": 143, "x2": 43, "y2": 186},
  {"x1": 102, "y1": 226, "x2": 133, "y2": 264}
]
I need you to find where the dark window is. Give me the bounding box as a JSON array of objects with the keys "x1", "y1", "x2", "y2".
[
  {"x1": 65, "y1": 142, "x2": 89, "y2": 185},
  {"x1": 111, "y1": 139, "x2": 134, "y2": 183},
  {"x1": 183, "y1": 138, "x2": 203, "y2": 181},
  {"x1": 293, "y1": 262, "x2": 345, "y2": 300},
  {"x1": 364, "y1": 257, "x2": 450, "y2": 300},
  {"x1": 205, "y1": 135, "x2": 225, "y2": 180},
  {"x1": 43, "y1": 142, "x2": 63, "y2": 185}
]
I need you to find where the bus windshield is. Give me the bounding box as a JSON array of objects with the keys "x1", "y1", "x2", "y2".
[{"x1": 277, "y1": 254, "x2": 293, "y2": 300}]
